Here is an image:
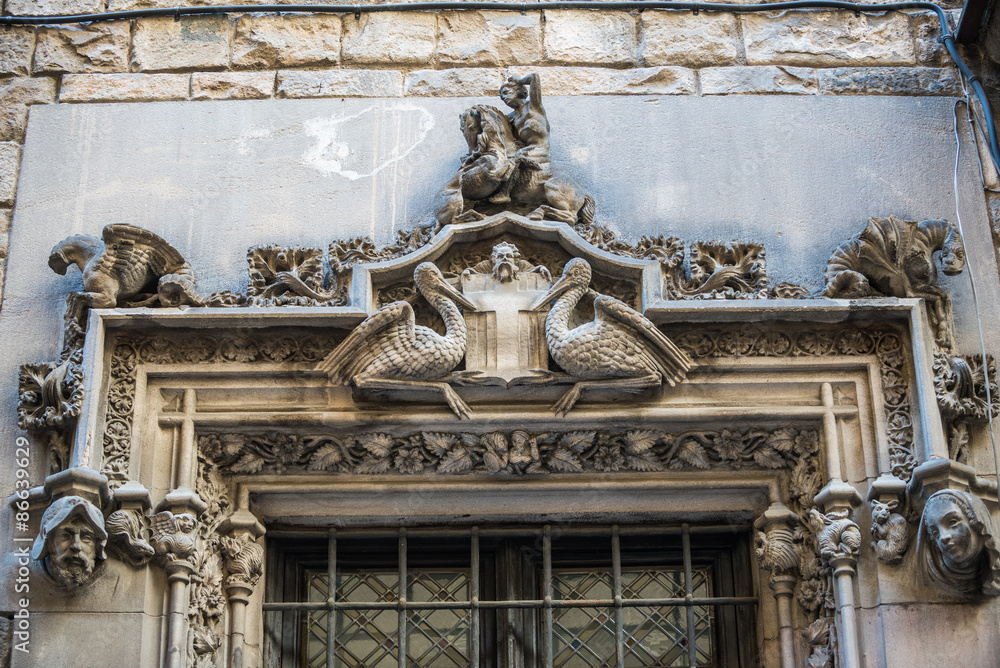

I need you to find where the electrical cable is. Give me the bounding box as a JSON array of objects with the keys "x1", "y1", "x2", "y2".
[
  {"x1": 952, "y1": 87, "x2": 1000, "y2": 488},
  {"x1": 2, "y1": 0, "x2": 999, "y2": 173}
]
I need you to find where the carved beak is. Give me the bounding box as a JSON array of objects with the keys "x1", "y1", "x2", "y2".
[
  {"x1": 439, "y1": 277, "x2": 478, "y2": 312},
  {"x1": 530, "y1": 273, "x2": 573, "y2": 311}
]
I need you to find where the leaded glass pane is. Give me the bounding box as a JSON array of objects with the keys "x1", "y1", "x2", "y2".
[
  {"x1": 303, "y1": 568, "x2": 471, "y2": 668},
  {"x1": 552, "y1": 567, "x2": 716, "y2": 668}
]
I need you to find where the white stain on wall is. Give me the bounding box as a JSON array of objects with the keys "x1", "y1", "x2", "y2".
[{"x1": 302, "y1": 104, "x2": 435, "y2": 180}]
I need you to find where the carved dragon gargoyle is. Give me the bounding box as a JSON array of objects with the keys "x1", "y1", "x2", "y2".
[
  {"x1": 819, "y1": 216, "x2": 966, "y2": 348},
  {"x1": 49, "y1": 224, "x2": 203, "y2": 348}
]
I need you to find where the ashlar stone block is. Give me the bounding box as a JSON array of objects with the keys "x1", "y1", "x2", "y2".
[
  {"x1": 0, "y1": 142, "x2": 23, "y2": 206},
  {"x1": 342, "y1": 13, "x2": 436, "y2": 66},
  {"x1": 0, "y1": 77, "x2": 57, "y2": 142},
  {"x1": 742, "y1": 11, "x2": 915, "y2": 67},
  {"x1": 0, "y1": 28, "x2": 35, "y2": 77},
  {"x1": 276, "y1": 70, "x2": 403, "y2": 98},
  {"x1": 233, "y1": 15, "x2": 341, "y2": 69},
  {"x1": 700, "y1": 65, "x2": 817, "y2": 95},
  {"x1": 60, "y1": 73, "x2": 190, "y2": 102},
  {"x1": 818, "y1": 67, "x2": 961, "y2": 96},
  {"x1": 34, "y1": 23, "x2": 130, "y2": 73},
  {"x1": 404, "y1": 68, "x2": 503, "y2": 97},
  {"x1": 507, "y1": 65, "x2": 695, "y2": 95},
  {"x1": 438, "y1": 11, "x2": 541, "y2": 67},
  {"x1": 543, "y1": 10, "x2": 637, "y2": 66},
  {"x1": 5, "y1": 0, "x2": 101, "y2": 16},
  {"x1": 132, "y1": 15, "x2": 231, "y2": 72},
  {"x1": 640, "y1": 11, "x2": 739, "y2": 68},
  {"x1": 192, "y1": 71, "x2": 276, "y2": 100}
]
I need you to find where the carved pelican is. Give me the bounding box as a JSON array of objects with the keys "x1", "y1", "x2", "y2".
[
  {"x1": 531, "y1": 258, "x2": 693, "y2": 416},
  {"x1": 316, "y1": 262, "x2": 478, "y2": 419}
]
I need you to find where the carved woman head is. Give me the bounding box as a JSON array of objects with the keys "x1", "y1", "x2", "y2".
[
  {"x1": 919, "y1": 489, "x2": 1000, "y2": 597},
  {"x1": 31, "y1": 496, "x2": 108, "y2": 589}
]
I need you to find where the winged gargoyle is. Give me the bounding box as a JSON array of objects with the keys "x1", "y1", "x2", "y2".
[
  {"x1": 48, "y1": 224, "x2": 203, "y2": 335},
  {"x1": 530, "y1": 258, "x2": 693, "y2": 416}
]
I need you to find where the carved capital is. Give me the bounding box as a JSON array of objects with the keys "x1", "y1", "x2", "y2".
[
  {"x1": 106, "y1": 482, "x2": 155, "y2": 568},
  {"x1": 218, "y1": 508, "x2": 266, "y2": 593},
  {"x1": 754, "y1": 502, "x2": 800, "y2": 587},
  {"x1": 809, "y1": 508, "x2": 862, "y2": 568}
]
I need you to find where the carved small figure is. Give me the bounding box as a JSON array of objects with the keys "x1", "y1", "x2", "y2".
[
  {"x1": 317, "y1": 262, "x2": 479, "y2": 419},
  {"x1": 754, "y1": 526, "x2": 800, "y2": 577},
  {"x1": 149, "y1": 511, "x2": 199, "y2": 564},
  {"x1": 820, "y1": 216, "x2": 966, "y2": 348},
  {"x1": 530, "y1": 258, "x2": 693, "y2": 416},
  {"x1": 933, "y1": 353, "x2": 999, "y2": 462},
  {"x1": 105, "y1": 508, "x2": 155, "y2": 568},
  {"x1": 31, "y1": 496, "x2": 107, "y2": 589},
  {"x1": 219, "y1": 534, "x2": 265, "y2": 589},
  {"x1": 919, "y1": 489, "x2": 1000, "y2": 596},
  {"x1": 809, "y1": 508, "x2": 862, "y2": 562},
  {"x1": 462, "y1": 242, "x2": 552, "y2": 284},
  {"x1": 435, "y1": 73, "x2": 593, "y2": 227},
  {"x1": 869, "y1": 499, "x2": 908, "y2": 565}
]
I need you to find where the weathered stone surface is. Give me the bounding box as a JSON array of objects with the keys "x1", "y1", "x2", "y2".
[
  {"x1": 0, "y1": 143, "x2": 22, "y2": 206},
  {"x1": 404, "y1": 68, "x2": 502, "y2": 97},
  {"x1": 641, "y1": 11, "x2": 739, "y2": 68},
  {"x1": 5, "y1": 0, "x2": 101, "y2": 16},
  {"x1": 438, "y1": 12, "x2": 541, "y2": 66},
  {"x1": 0, "y1": 208, "x2": 9, "y2": 234},
  {"x1": 544, "y1": 11, "x2": 637, "y2": 66},
  {"x1": 34, "y1": 23, "x2": 130, "y2": 73},
  {"x1": 342, "y1": 13, "x2": 436, "y2": 66},
  {"x1": 818, "y1": 67, "x2": 961, "y2": 95},
  {"x1": 0, "y1": 28, "x2": 35, "y2": 76},
  {"x1": 132, "y1": 16, "x2": 230, "y2": 72},
  {"x1": 0, "y1": 77, "x2": 57, "y2": 142},
  {"x1": 192, "y1": 72, "x2": 276, "y2": 100},
  {"x1": 276, "y1": 69, "x2": 403, "y2": 98},
  {"x1": 742, "y1": 12, "x2": 915, "y2": 67},
  {"x1": 700, "y1": 66, "x2": 817, "y2": 95},
  {"x1": 507, "y1": 65, "x2": 696, "y2": 95},
  {"x1": 109, "y1": 0, "x2": 233, "y2": 8},
  {"x1": 233, "y1": 15, "x2": 341, "y2": 69},
  {"x1": 60, "y1": 73, "x2": 190, "y2": 102},
  {"x1": 914, "y1": 10, "x2": 960, "y2": 66}
]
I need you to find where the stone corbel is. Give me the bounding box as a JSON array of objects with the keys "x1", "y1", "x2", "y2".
[
  {"x1": 753, "y1": 501, "x2": 799, "y2": 668},
  {"x1": 218, "y1": 487, "x2": 266, "y2": 668},
  {"x1": 105, "y1": 481, "x2": 155, "y2": 568},
  {"x1": 866, "y1": 474, "x2": 909, "y2": 565}
]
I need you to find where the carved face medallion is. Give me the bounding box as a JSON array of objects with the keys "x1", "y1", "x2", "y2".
[
  {"x1": 490, "y1": 243, "x2": 521, "y2": 283},
  {"x1": 47, "y1": 516, "x2": 99, "y2": 587},
  {"x1": 924, "y1": 498, "x2": 984, "y2": 568}
]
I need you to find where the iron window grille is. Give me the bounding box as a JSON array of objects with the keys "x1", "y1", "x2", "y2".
[{"x1": 265, "y1": 524, "x2": 758, "y2": 668}]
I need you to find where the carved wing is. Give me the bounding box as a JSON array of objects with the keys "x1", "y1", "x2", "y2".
[
  {"x1": 149, "y1": 511, "x2": 177, "y2": 545},
  {"x1": 102, "y1": 224, "x2": 189, "y2": 292},
  {"x1": 594, "y1": 295, "x2": 693, "y2": 385},
  {"x1": 316, "y1": 301, "x2": 415, "y2": 384}
]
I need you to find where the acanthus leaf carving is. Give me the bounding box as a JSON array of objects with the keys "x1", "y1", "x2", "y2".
[{"x1": 17, "y1": 348, "x2": 84, "y2": 475}]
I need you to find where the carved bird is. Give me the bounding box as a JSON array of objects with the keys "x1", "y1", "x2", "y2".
[
  {"x1": 316, "y1": 262, "x2": 479, "y2": 419},
  {"x1": 531, "y1": 258, "x2": 693, "y2": 416}
]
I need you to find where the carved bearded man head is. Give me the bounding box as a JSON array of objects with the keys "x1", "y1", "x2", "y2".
[
  {"x1": 920, "y1": 489, "x2": 1000, "y2": 597},
  {"x1": 490, "y1": 242, "x2": 522, "y2": 283},
  {"x1": 32, "y1": 496, "x2": 108, "y2": 589}
]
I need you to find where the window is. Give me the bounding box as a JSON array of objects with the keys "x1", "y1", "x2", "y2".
[{"x1": 265, "y1": 524, "x2": 758, "y2": 667}]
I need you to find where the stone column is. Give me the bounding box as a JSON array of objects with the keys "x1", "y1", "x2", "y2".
[{"x1": 753, "y1": 501, "x2": 799, "y2": 668}]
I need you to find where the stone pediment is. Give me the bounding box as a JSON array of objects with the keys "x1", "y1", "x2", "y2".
[{"x1": 343, "y1": 211, "x2": 660, "y2": 315}]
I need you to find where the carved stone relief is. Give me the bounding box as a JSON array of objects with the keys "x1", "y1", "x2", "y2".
[
  {"x1": 919, "y1": 489, "x2": 1000, "y2": 597},
  {"x1": 933, "y1": 352, "x2": 999, "y2": 462},
  {"x1": 30, "y1": 495, "x2": 107, "y2": 590},
  {"x1": 869, "y1": 499, "x2": 909, "y2": 565},
  {"x1": 17, "y1": 348, "x2": 84, "y2": 475}
]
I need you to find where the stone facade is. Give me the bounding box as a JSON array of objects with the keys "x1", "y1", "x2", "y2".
[{"x1": 2, "y1": 0, "x2": 1000, "y2": 666}]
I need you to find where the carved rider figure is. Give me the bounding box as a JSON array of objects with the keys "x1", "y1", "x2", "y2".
[
  {"x1": 32, "y1": 496, "x2": 108, "y2": 589},
  {"x1": 919, "y1": 489, "x2": 1000, "y2": 597}
]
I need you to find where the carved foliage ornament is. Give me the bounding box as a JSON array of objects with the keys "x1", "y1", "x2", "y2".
[
  {"x1": 198, "y1": 427, "x2": 819, "y2": 476},
  {"x1": 17, "y1": 348, "x2": 84, "y2": 474},
  {"x1": 933, "y1": 352, "x2": 999, "y2": 463}
]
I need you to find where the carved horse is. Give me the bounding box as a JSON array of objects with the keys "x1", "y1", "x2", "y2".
[{"x1": 820, "y1": 216, "x2": 966, "y2": 347}]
